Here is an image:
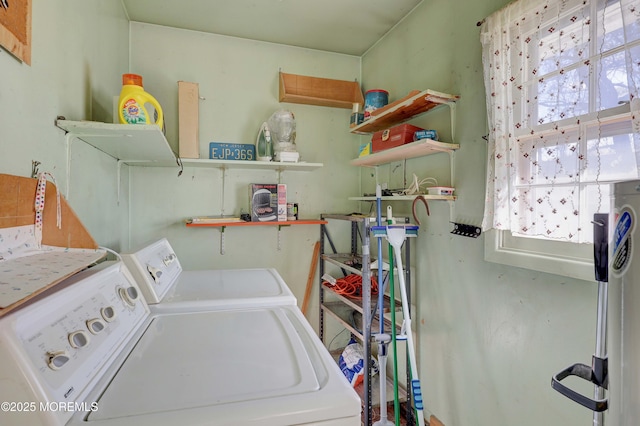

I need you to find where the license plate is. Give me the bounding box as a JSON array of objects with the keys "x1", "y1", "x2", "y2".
[{"x1": 209, "y1": 143, "x2": 256, "y2": 160}]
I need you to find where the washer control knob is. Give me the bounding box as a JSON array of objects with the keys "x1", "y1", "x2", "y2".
[
  {"x1": 118, "y1": 286, "x2": 140, "y2": 307},
  {"x1": 47, "y1": 350, "x2": 70, "y2": 370},
  {"x1": 147, "y1": 265, "x2": 162, "y2": 283},
  {"x1": 86, "y1": 318, "x2": 106, "y2": 334},
  {"x1": 163, "y1": 253, "x2": 176, "y2": 265},
  {"x1": 68, "y1": 330, "x2": 90, "y2": 349},
  {"x1": 101, "y1": 306, "x2": 117, "y2": 323}
]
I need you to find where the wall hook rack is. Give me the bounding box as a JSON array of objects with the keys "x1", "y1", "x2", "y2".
[
  {"x1": 31, "y1": 160, "x2": 41, "y2": 178},
  {"x1": 451, "y1": 222, "x2": 481, "y2": 238}
]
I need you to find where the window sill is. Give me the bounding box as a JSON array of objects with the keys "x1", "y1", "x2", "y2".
[{"x1": 484, "y1": 229, "x2": 594, "y2": 282}]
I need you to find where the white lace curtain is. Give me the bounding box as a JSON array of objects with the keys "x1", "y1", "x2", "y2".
[{"x1": 480, "y1": 0, "x2": 640, "y2": 242}]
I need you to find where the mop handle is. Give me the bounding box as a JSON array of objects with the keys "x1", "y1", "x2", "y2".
[
  {"x1": 376, "y1": 185, "x2": 384, "y2": 335},
  {"x1": 392, "y1": 242, "x2": 425, "y2": 426},
  {"x1": 386, "y1": 206, "x2": 401, "y2": 426}
]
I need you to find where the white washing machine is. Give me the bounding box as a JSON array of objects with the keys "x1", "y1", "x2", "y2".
[
  {"x1": 0, "y1": 261, "x2": 361, "y2": 426},
  {"x1": 121, "y1": 238, "x2": 297, "y2": 311}
]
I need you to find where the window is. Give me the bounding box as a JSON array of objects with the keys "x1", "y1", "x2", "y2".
[{"x1": 480, "y1": 0, "x2": 640, "y2": 279}]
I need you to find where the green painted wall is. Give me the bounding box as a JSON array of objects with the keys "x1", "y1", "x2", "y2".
[
  {"x1": 0, "y1": 0, "x2": 130, "y2": 250},
  {"x1": 0, "y1": 1, "x2": 604, "y2": 425},
  {"x1": 362, "y1": 1, "x2": 598, "y2": 425},
  {"x1": 127, "y1": 23, "x2": 362, "y2": 317}
]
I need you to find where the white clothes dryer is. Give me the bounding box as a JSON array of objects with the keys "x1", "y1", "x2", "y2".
[
  {"x1": 0, "y1": 261, "x2": 361, "y2": 426},
  {"x1": 121, "y1": 238, "x2": 297, "y2": 311}
]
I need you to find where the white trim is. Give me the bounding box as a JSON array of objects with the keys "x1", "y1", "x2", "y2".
[{"x1": 484, "y1": 229, "x2": 594, "y2": 281}]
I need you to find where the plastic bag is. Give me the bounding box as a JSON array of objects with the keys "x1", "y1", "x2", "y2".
[{"x1": 338, "y1": 338, "x2": 378, "y2": 387}]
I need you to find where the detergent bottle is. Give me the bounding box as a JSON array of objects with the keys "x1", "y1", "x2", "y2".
[{"x1": 118, "y1": 73, "x2": 164, "y2": 129}]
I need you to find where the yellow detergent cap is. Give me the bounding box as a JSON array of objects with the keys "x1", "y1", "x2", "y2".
[{"x1": 122, "y1": 73, "x2": 143, "y2": 87}]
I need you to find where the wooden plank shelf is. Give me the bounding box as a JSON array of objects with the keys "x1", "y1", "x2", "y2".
[
  {"x1": 279, "y1": 72, "x2": 364, "y2": 109},
  {"x1": 349, "y1": 194, "x2": 456, "y2": 201},
  {"x1": 175, "y1": 158, "x2": 323, "y2": 171},
  {"x1": 186, "y1": 218, "x2": 327, "y2": 254},
  {"x1": 351, "y1": 139, "x2": 459, "y2": 167},
  {"x1": 350, "y1": 89, "x2": 459, "y2": 134},
  {"x1": 186, "y1": 219, "x2": 326, "y2": 228}
]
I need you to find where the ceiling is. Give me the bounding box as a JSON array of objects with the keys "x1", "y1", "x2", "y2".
[{"x1": 121, "y1": 0, "x2": 424, "y2": 56}]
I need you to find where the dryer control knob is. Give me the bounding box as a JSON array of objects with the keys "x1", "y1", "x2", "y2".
[
  {"x1": 101, "y1": 306, "x2": 117, "y2": 322},
  {"x1": 69, "y1": 330, "x2": 90, "y2": 349},
  {"x1": 118, "y1": 286, "x2": 140, "y2": 307},
  {"x1": 47, "y1": 350, "x2": 70, "y2": 370},
  {"x1": 147, "y1": 265, "x2": 163, "y2": 283},
  {"x1": 87, "y1": 318, "x2": 106, "y2": 334}
]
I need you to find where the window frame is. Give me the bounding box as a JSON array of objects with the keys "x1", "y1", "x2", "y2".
[
  {"x1": 486, "y1": 110, "x2": 633, "y2": 281},
  {"x1": 484, "y1": 228, "x2": 594, "y2": 280},
  {"x1": 483, "y1": 0, "x2": 639, "y2": 280}
]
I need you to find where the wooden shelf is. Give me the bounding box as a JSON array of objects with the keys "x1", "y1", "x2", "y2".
[
  {"x1": 186, "y1": 219, "x2": 326, "y2": 228},
  {"x1": 175, "y1": 158, "x2": 323, "y2": 171},
  {"x1": 350, "y1": 89, "x2": 459, "y2": 134},
  {"x1": 321, "y1": 213, "x2": 371, "y2": 222},
  {"x1": 187, "y1": 218, "x2": 326, "y2": 254},
  {"x1": 55, "y1": 119, "x2": 176, "y2": 165},
  {"x1": 279, "y1": 72, "x2": 364, "y2": 109},
  {"x1": 349, "y1": 194, "x2": 456, "y2": 201},
  {"x1": 351, "y1": 139, "x2": 459, "y2": 167}
]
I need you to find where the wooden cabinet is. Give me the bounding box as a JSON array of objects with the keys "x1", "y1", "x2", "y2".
[{"x1": 279, "y1": 72, "x2": 364, "y2": 109}]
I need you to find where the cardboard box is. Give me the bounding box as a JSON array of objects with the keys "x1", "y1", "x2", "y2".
[
  {"x1": 371, "y1": 124, "x2": 424, "y2": 153},
  {"x1": 250, "y1": 184, "x2": 278, "y2": 222},
  {"x1": 209, "y1": 142, "x2": 255, "y2": 160},
  {"x1": 178, "y1": 81, "x2": 199, "y2": 159},
  {"x1": 277, "y1": 184, "x2": 287, "y2": 221},
  {"x1": 427, "y1": 186, "x2": 455, "y2": 196}
]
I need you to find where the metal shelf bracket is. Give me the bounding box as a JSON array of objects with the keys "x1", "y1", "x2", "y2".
[{"x1": 219, "y1": 226, "x2": 226, "y2": 255}]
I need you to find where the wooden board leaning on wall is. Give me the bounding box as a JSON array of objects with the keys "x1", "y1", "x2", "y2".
[{"x1": 0, "y1": 173, "x2": 101, "y2": 317}]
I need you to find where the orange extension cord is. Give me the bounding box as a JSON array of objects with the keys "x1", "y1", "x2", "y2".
[{"x1": 323, "y1": 274, "x2": 378, "y2": 300}]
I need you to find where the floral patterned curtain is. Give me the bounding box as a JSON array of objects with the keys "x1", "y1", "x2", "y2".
[{"x1": 480, "y1": 0, "x2": 640, "y2": 242}]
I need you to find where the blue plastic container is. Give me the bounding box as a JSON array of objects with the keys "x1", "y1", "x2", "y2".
[
  {"x1": 364, "y1": 89, "x2": 389, "y2": 120},
  {"x1": 414, "y1": 129, "x2": 439, "y2": 141}
]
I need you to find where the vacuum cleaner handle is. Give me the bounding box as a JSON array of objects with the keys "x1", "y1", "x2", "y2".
[
  {"x1": 593, "y1": 213, "x2": 608, "y2": 283},
  {"x1": 551, "y1": 213, "x2": 609, "y2": 413},
  {"x1": 551, "y1": 359, "x2": 608, "y2": 412}
]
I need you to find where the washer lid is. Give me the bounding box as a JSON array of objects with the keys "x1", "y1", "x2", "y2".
[
  {"x1": 159, "y1": 268, "x2": 297, "y2": 310},
  {"x1": 89, "y1": 307, "x2": 341, "y2": 423}
]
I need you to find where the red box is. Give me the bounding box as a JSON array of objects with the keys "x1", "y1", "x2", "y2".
[{"x1": 371, "y1": 124, "x2": 424, "y2": 153}]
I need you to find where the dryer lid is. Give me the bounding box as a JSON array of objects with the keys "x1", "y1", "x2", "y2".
[
  {"x1": 162, "y1": 268, "x2": 296, "y2": 309},
  {"x1": 88, "y1": 307, "x2": 356, "y2": 424}
]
